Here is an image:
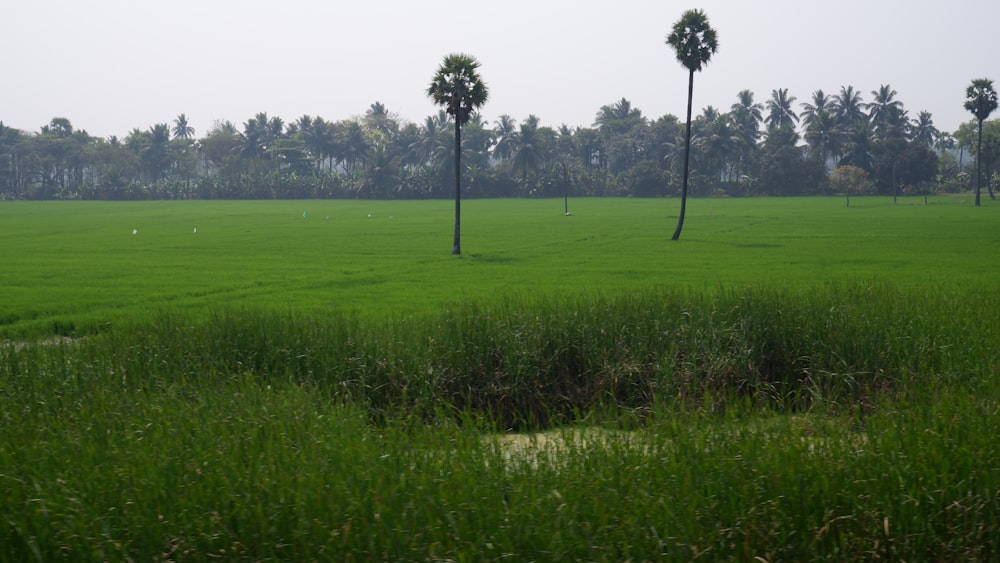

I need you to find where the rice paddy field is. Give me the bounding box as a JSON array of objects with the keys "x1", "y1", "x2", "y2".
[{"x1": 2, "y1": 195, "x2": 1000, "y2": 560}]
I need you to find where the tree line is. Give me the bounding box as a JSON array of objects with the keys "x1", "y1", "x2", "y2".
[{"x1": 0, "y1": 87, "x2": 996, "y2": 201}]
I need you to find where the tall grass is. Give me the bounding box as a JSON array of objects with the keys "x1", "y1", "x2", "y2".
[
  {"x1": 3, "y1": 310, "x2": 1000, "y2": 559},
  {"x1": 42, "y1": 282, "x2": 990, "y2": 429}
]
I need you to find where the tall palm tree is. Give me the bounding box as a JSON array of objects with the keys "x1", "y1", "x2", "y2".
[
  {"x1": 765, "y1": 88, "x2": 799, "y2": 131},
  {"x1": 964, "y1": 78, "x2": 998, "y2": 206},
  {"x1": 171, "y1": 114, "x2": 194, "y2": 140},
  {"x1": 666, "y1": 9, "x2": 718, "y2": 241},
  {"x1": 427, "y1": 53, "x2": 489, "y2": 255}
]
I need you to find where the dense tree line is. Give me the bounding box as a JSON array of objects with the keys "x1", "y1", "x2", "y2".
[{"x1": 1, "y1": 86, "x2": 996, "y2": 201}]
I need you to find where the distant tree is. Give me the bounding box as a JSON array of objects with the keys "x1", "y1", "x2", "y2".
[
  {"x1": 867, "y1": 85, "x2": 907, "y2": 140},
  {"x1": 911, "y1": 111, "x2": 939, "y2": 147},
  {"x1": 141, "y1": 123, "x2": 173, "y2": 183},
  {"x1": 964, "y1": 78, "x2": 998, "y2": 205},
  {"x1": 831, "y1": 85, "x2": 867, "y2": 131},
  {"x1": 594, "y1": 97, "x2": 644, "y2": 135},
  {"x1": 666, "y1": 8, "x2": 718, "y2": 241},
  {"x1": 829, "y1": 164, "x2": 874, "y2": 197},
  {"x1": 730, "y1": 90, "x2": 763, "y2": 183},
  {"x1": 511, "y1": 115, "x2": 546, "y2": 192},
  {"x1": 427, "y1": 53, "x2": 489, "y2": 254},
  {"x1": 803, "y1": 109, "x2": 841, "y2": 166},
  {"x1": 171, "y1": 114, "x2": 194, "y2": 140},
  {"x1": 840, "y1": 121, "x2": 875, "y2": 172},
  {"x1": 800, "y1": 90, "x2": 831, "y2": 129},
  {"x1": 492, "y1": 114, "x2": 518, "y2": 162},
  {"x1": 765, "y1": 88, "x2": 799, "y2": 131}
]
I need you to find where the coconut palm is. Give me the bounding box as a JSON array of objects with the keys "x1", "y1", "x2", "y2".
[
  {"x1": 666, "y1": 9, "x2": 718, "y2": 241},
  {"x1": 866, "y1": 84, "x2": 905, "y2": 139},
  {"x1": 171, "y1": 113, "x2": 195, "y2": 140},
  {"x1": 492, "y1": 114, "x2": 518, "y2": 162},
  {"x1": 730, "y1": 89, "x2": 763, "y2": 145},
  {"x1": 427, "y1": 53, "x2": 489, "y2": 255},
  {"x1": 831, "y1": 85, "x2": 866, "y2": 128},
  {"x1": 730, "y1": 90, "x2": 762, "y2": 182},
  {"x1": 964, "y1": 78, "x2": 998, "y2": 206},
  {"x1": 803, "y1": 109, "x2": 841, "y2": 166},
  {"x1": 800, "y1": 90, "x2": 831, "y2": 130},
  {"x1": 910, "y1": 111, "x2": 939, "y2": 147},
  {"x1": 765, "y1": 88, "x2": 799, "y2": 131}
]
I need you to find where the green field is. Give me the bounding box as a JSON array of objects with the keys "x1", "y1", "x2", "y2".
[
  {"x1": 3, "y1": 196, "x2": 1000, "y2": 560},
  {"x1": 3, "y1": 195, "x2": 997, "y2": 338}
]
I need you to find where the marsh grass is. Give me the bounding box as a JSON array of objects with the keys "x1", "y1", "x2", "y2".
[{"x1": 48, "y1": 282, "x2": 991, "y2": 427}]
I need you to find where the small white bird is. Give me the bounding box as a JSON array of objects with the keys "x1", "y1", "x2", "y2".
[
  {"x1": 132, "y1": 229, "x2": 138, "y2": 235},
  {"x1": 193, "y1": 227, "x2": 198, "y2": 233}
]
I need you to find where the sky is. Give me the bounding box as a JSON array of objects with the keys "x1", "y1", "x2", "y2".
[{"x1": 3, "y1": 0, "x2": 997, "y2": 140}]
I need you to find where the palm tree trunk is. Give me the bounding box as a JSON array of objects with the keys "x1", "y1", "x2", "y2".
[
  {"x1": 672, "y1": 69, "x2": 695, "y2": 241},
  {"x1": 452, "y1": 119, "x2": 462, "y2": 255},
  {"x1": 976, "y1": 120, "x2": 983, "y2": 207}
]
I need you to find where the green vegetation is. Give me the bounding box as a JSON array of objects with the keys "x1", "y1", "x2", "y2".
[
  {"x1": 2, "y1": 83, "x2": 995, "y2": 202},
  {"x1": 2, "y1": 197, "x2": 1000, "y2": 560}
]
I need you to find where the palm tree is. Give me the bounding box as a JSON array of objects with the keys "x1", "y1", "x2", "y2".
[
  {"x1": 594, "y1": 97, "x2": 644, "y2": 134},
  {"x1": 427, "y1": 53, "x2": 489, "y2": 255},
  {"x1": 730, "y1": 90, "x2": 762, "y2": 182},
  {"x1": 866, "y1": 84, "x2": 905, "y2": 139},
  {"x1": 765, "y1": 88, "x2": 799, "y2": 131},
  {"x1": 171, "y1": 114, "x2": 194, "y2": 140},
  {"x1": 831, "y1": 85, "x2": 866, "y2": 128},
  {"x1": 800, "y1": 90, "x2": 830, "y2": 130},
  {"x1": 492, "y1": 114, "x2": 518, "y2": 162},
  {"x1": 666, "y1": 9, "x2": 718, "y2": 241},
  {"x1": 964, "y1": 78, "x2": 998, "y2": 206},
  {"x1": 911, "y1": 111, "x2": 939, "y2": 147},
  {"x1": 803, "y1": 109, "x2": 841, "y2": 166},
  {"x1": 511, "y1": 115, "x2": 551, "y2": 193}
]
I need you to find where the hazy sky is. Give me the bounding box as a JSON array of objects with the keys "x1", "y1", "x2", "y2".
[{"x1": 3, "y1": 0, "x2": 997, "y2": 139}]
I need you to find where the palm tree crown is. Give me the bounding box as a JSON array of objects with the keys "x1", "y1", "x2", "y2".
[
  {"x1": 172, "y1": 113, "x2": 194, "y2": 140},
  {"x1": 666, "y1": 9, "x2": 718, "y2": 72},
  {"x1": 964, "y1": 78, "x2": 998, "y2": 123},
  {"x1": 427, "y1": 54, "x2": 489, "y2": 127}
]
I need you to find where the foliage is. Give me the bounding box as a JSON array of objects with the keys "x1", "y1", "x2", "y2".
[{"x1": 829, "y1": 165, "x2": 874, "y2": 195}]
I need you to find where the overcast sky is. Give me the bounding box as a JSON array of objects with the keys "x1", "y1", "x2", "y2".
[{"x1": 3, "y1": 0, "x2": 997, "y2": 139}]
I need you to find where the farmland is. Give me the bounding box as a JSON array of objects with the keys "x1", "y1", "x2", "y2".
[
  {"x1": 2, "y1": 196, "x2": 1000, "y2": 560},
  {"x1": 2, "y1": 195, "x2": 996, "y2": 338}
]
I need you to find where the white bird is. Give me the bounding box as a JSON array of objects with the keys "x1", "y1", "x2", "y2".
[
  {"x1": 132, "y1": 229, "x2": 138, "y2": 235},
  {"x1": 193, "y1": 227, "x2": 198, "y2": 233}
]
